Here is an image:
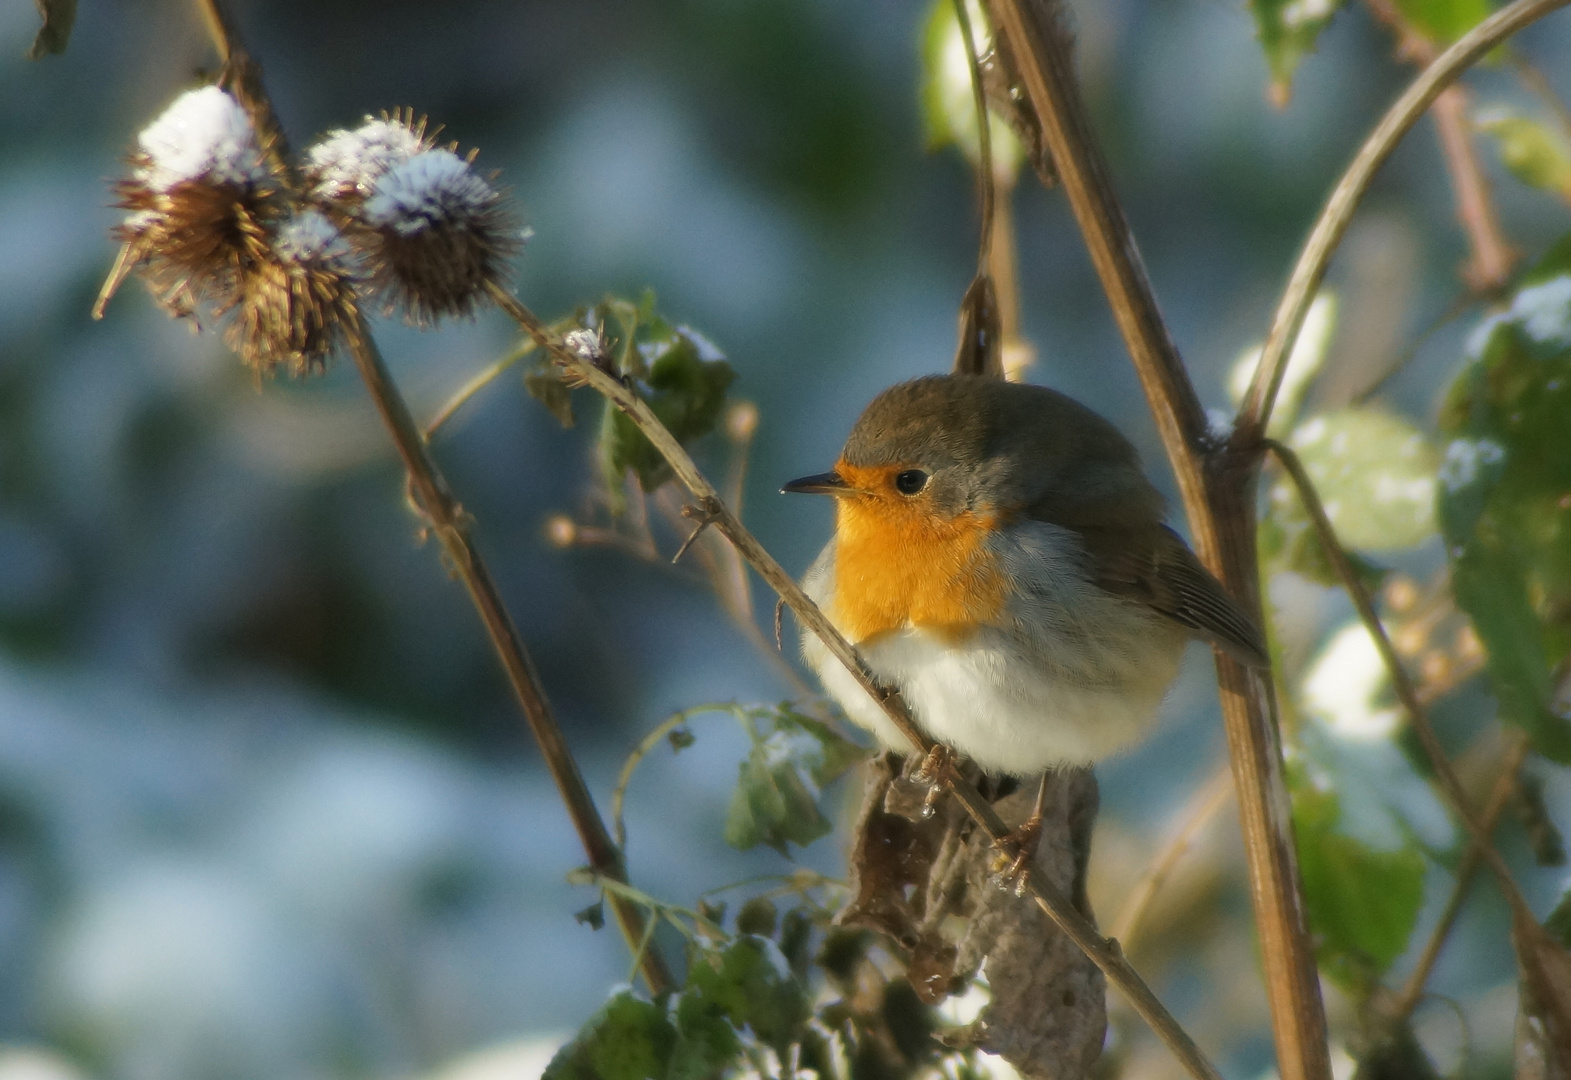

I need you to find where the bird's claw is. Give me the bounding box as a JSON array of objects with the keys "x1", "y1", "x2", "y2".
[{"x1": 989, "y1": 812, "x2": 1044, "y2": 897}]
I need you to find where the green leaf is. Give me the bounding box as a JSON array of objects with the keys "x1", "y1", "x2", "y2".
[
  {"x1": 599, "y1": 320, "x2": 735, "y2": 492},
  {"x1": 1438, "y1": 272, "x2": 1571, "y2": 761},
  {"x1": 544, "y1": 990, "x2": 677, "y2": 1080},
  {"x1": 1290, "y1": 768, "x2": 1427, "y2": 990},
  {"x1": 1392, "y1": 0, "x2": 1493, "y2": 43},
  {"x1": 1279, "y1": 407, "x2": 1439, "y2": 551},
  {"x1": 1247, "y1": 0, "x2": 1348, "y2": 105},
  {"x1": 723, "y1": 744, "x2": 832, "y2": 856},
  {"x1": 773, "y1": 705, "x2": 869, "y2": 787},
  {"x1": 27, "y1": 0, "x2": 76, "y2": 59},
  {"x1": 524, "y1": 367, "x2": 575, "y2": 428},
  {"x1": 722, "y1": 706, "x2": 865, "y2": 855},
  {"x1": 736, "y1": 896, "x2": 778, "y2": 937},
  {"x1": 1476, "y1": 106, "x2": 1571, "y2": 197},
  {"x1": 684, "y1": 937, "x2": 811, "y2": 1057},
  {"x1": 670, "y1": 993, "x2": 741, "y2": 1080},
  {"x1": 920, "y1": 0, "x2": 1023, "y2": 175}
]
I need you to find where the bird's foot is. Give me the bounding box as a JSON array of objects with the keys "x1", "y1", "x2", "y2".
[
  {"x1": 988, "y1": 773, "x2": 1050, "y2": 896},
  {"x1": 989, "y1": 813, "x2": 1043, "y2": 897},
  {"x1": 913, "y1": 744, "x2": 955, "y2": 819}
]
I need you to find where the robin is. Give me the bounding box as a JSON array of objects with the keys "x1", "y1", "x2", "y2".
[{"x1": 784, "y1": 374, "x2": 1267, "y2": 864}]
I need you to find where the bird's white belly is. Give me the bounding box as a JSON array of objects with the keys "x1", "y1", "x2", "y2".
[
  {"x1": 806, "y1": 624, "x2": 1175, "y2": 775},
  {"x1": 799, "y1": 529, "x2": 1185, "y2": 776}
]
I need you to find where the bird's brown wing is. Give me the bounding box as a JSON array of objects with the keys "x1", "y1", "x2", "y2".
[{"x1": 1082, "y1": 523, "x2": 1269, "y2": 668}]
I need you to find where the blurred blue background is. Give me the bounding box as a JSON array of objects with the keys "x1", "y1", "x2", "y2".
[{"x1": 2, "y1": 1, "x2": 1571, "y2": 1078}]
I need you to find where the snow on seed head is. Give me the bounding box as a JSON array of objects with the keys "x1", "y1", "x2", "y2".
[
  {"x1": 305, "y1": 113, "x2": 432, "y2": 203},
  {"x1": 134, "y1": 86, "x2": 270, "y2": 192}
]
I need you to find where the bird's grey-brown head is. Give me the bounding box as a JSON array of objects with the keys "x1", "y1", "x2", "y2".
[{"x1": 783, "y1": 375, "x2": 1162, "y2": 526}]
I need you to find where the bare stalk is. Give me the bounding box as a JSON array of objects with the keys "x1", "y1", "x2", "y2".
[
  {"x1": 981, "y1": 4, "x2": 1329, "y2": 1076},
  {"x1": 489, "y1": 280, "x2": 1226, "y2": 1080},
  {"x1": 1236, "y1": 0, "x2": 1571, "y2": 445},
  {"x1": 1362, "y1": 0, "x2": 1518, "y2": 292},
  {"x1": 1111, "y1": 763, "x2": 1234, "y2": 954},
  {"x1": 188, "y1": 0, "x2": 672, "y2": 995}
]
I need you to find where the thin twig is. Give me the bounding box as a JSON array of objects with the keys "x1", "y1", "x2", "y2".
[
  {"x1": 489, "y1": 281, "x2": 1226, "y2": 1080},
  {"x1": 611, "y1": 703, "x2": 732, "y2": 850},
  {"x1": 1267, "y1": 439, "x2": 1539, "y2": 927},
  {"x1": 1236, "y1": 0, "x2": 1571, "y2": 446},
  {"x1": 188, "y1": 0, "x2": 672, "y2": 996},
  {"x1": 981, "y1": 5, "x2": 1329, "y2": 1076},
  {"x1": 425, "y1": 341, "x2": 537, "y2": 438},
  {"x1": 1111, "y1": 763, "x2": 1234, "y2": 954},
  {"x1": 1430, "y1": 85, "x2": 1516, "y2": 291},
  {"x1": 1388, "y1": 733, "x2": 1532, "y2": 1024},
  {"x1": 953, "y1": 0, "x2": 996, "y2": 270},
  {"x1": 1362, "y1": 0, "x2": 1517, "y2": 290}
]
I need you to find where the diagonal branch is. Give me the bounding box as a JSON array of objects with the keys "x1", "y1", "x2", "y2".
[
  {"x1": 1236, "y1": 0, "x2": 1571, "y2": 447},
  {"x1": 980, "y1": 4, "x2": 1330, "y2": 1078},
  {"x1": 1267, "y1": 439, "x2": 1538, "y2": 924},
  {"x1": 188, "y1": 0, "x2": 672, "y2": 996},
  {"x1": 489, "y1": 281, "x2": 1226, "y2": 1080}
]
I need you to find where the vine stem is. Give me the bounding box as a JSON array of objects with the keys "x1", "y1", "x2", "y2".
[
  {"x1": 981, "y1": 4, "x2": 1329, "y2": 1076},
  {"x1": 488, "y1": 280, "x2": 1226, "y2": 1080},
  {"x1": 188, "y1": 0, "x2": 673, "y2": 996},
  {"x1": 1236, "y1": 0, "x2": 1571, "y2": 446}
]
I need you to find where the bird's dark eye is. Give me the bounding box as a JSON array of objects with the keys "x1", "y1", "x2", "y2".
[{"x1": 894, "y1": 469, "x2": 929, "y2": 496}]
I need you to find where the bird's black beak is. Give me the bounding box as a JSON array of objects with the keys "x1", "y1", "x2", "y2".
[{"x1": 781, "y1": 471, "x2": 848, "y2": 496}]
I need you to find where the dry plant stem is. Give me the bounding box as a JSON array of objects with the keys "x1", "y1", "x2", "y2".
[
  {"x1": 1111, "y1": 763, "x2": 1234, "y2": 952},
  {"x1": 1430, "y1": 86, "x2": 1515, "y2": 291},
  {"x1": 1363, "y1": 0, "x2": 1516, "y2": 291},
  {"x1": 982, "y1": 4, "x2": 1329, "y2": 1077},
  {"x1": 1237, "y1": 0, "x2": 1571, "y2": 445},
  {"x1": 489, "y1": 280, "x2": 1225, "y2": 1080},
  {"x1": 1267, "y1": 439, "x2": 1537, "y2": 926},
  {"x1": 342, "y1": 317, "x2": 673, "y2": 994},
  {"x1": 425, "y1": 343, "x2": 536, "y2": 438},
  {"x1": 952, "y1": 0, "x2": 996, "y2": 269},
  {"x1": 186, "y1": 0, "x2": 673, "y2": 998},
  {"x1": 1389, "y1": 734, "x2": 1532, "y2": 1024}
]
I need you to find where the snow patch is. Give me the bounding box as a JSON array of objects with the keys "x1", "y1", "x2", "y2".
[
  {"x1": 136, "y1": 87, "x2": 269, "y2": 192},
  {"x1": 362, "y1": 150, "x2": 495, "y2": 236}
]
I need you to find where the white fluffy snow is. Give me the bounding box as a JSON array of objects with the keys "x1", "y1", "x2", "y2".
[
  {"x1": 135, "y1": 86, "x2": 269, "y2": 192},
  {"x1": 305, "y1": 118, "x2": 424, "y2": 200},
  {"x1": 362, "y1": 150, "x2": 496, "y2": 236},
  {"x1": 273, "y1": 210, "x2": 347, "y2": 263}
]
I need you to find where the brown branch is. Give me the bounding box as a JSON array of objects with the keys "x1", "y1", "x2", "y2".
[
  {"x1": 1110, "y1": 763, "x2": 1234, "y2": 955},
  {"x1": 1362, "y1": 0, "x2": 1517, "y2": 292},
  {"x1": 1431, "y1": 86, "x2": 1517, "y2": 291},
  {"x1": 981, "y1": 5, "x2": 1330, "y2": 1078},
  {"x1": 1267, "y1": 439, "x2": 1539, "y2": 927},
  {"x1": 188, "y1": 0, "x2": 672, "y2": 996},
  {"x1": 1237, "y1": 0, "x2": 1571, "y2": 446},
  {"x1": 489, "y1": 280, "x2": 1226, "y2": 1080}
]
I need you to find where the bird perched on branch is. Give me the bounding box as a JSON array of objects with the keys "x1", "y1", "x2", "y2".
[{"x1": 784, "y1": 374, "x2": 1266, "y2": 867}]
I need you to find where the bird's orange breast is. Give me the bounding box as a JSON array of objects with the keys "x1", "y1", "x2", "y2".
[{"x1": 830, "y1": 463, "x2": 1009, "y2": 645}]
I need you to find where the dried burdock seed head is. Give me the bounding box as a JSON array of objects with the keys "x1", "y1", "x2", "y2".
[
  {"x1": 355, "y1": 147, "x2": 522, "y2": 325},
  {"x1": 105, "y1": 86, "x2": 281, "y2": 320},
  {"x1": 304, "y1": 109, "x2": 436, "y2": 206},
  {"x1": 226, "y1": 209, "x2": 359, "y2": 378}
]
